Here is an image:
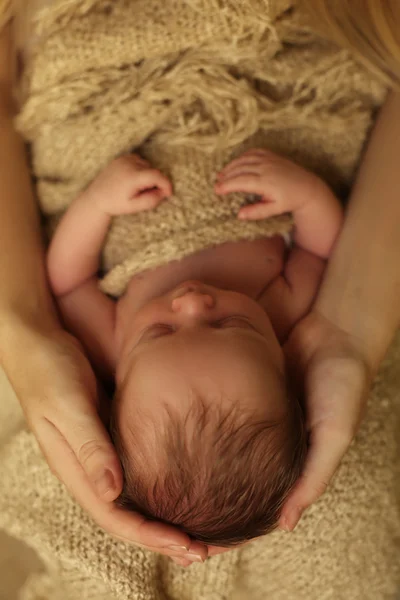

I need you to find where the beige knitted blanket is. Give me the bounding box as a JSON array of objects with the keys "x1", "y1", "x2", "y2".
[{"x1": 1, "y1": 1, "x2": 400, "y2": 598}]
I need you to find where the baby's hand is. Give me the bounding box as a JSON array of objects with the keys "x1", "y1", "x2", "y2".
[
  {"x1": 86, "y1": 154, "x2": 172, "y2": 216},
  {"x1": 215, "y1": 148, "x2": 321, "y2": 220}
]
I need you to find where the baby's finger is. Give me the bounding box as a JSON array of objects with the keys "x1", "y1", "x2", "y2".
[
  {"x1": 131, "y1": 153, "x2": 149, "y2": 163},
  {"x1": 135, "y1": 158, "x2": 151, "y2": 169},
  {"x1": 214, "y1": 174, "x2": 265, "y2": 197},
  {"x1": 217, "y1": 165, "x2": 263, "y2": 181},
  {"x1": 218, "y1": 156, "x2": 263, "y2": 178},
  {"x1": 240, "y1": 148, "x2": 276, "y2": 160},
  {"x1": 133, "y1": 169, "x2": 172, "y2": 198},
  {"x1": 223, "y1": 148, "x2": 272, "y2": 166},
  {"x1": 238, "y1": 201, "x2": 280, "y2": 220},
  {"x1": 244, "y1": 148, "x2": 273, "y2": 156},
  {"x1": 131, "y1": 190, "x2": 167, "y2": 212},
  {"x1": 124, "y1": 154, "x2": 150, "y2": 170}
]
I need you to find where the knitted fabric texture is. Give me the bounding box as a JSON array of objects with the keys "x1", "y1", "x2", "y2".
[
  {"x1": 10, "y1": 0, "x2": 386, "y2": 296},
  {"x1": 1, "y1": 1, "x2": 399, "y2": 599}
]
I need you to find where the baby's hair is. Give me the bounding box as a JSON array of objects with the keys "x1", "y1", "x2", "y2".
[
  {"x1": 110, "y1": 392, "x2": 307, "y2": 546},
  {"x1": 306, "y1": 0, "x2": 400, "y2": 86}
]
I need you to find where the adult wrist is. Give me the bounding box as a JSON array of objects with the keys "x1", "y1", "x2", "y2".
[
  {"x1": 315, "y1": 285, "x2": 396, "y2": 377},
  {"x1": 0, "y1": 292, "x2": 61, "y2": 347}
]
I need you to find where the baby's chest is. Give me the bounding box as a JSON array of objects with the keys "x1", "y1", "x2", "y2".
[{"x1": 205, "y1": 235, "x2": 286, "y2": 298}]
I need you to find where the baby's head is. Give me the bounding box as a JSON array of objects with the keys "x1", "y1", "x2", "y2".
[{"x1": 110, "y1": 281, "x2": 307, "y2": 546}]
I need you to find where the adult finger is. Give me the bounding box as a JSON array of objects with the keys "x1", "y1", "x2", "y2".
[
  {"x1": 278, "y1": 424, "x2": 352, "y2": 531},
  {"x1": 38, "y1": 406, "x2": 210, "y2": 557},
  {"x1": 207, "y1": 539, "x2": 250, "y2": 557},
  {"x1": 39, "y1": 417, "x2": 198, "y2": 551},
  {"x1": 109, "y1": 511, "x2": 193, "y2": 551},
  {"x1": 101, "y1": 511, "x2": 210, "y2": 561},
  {"x1": 113, "y1": 521, "x2": 208, "y2": 560},
  {"x1": 171, "y1": 557, "x2": 193, "y2": 567},
  {"x1": 145, "y1": 542, "x2": 207, "y2": 563},
  {"x1": 184, "y1": 539, "x2": 208, "y2": 562}
]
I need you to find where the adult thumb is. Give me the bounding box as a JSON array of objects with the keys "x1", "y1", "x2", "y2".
[
  {"x1": 38, "y1": 406, "x2": 123, "y2": 503},
  {"x1": 74, "y1": 424, "x2": 123, "y2": 502}
]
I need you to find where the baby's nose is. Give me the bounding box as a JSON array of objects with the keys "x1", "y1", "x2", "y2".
[{"x1": 171, "y1": 291, "x2": 215, "y2": 317}]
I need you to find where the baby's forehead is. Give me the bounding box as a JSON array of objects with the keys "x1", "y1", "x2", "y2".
[
  {"x1": 130, "y1": 333, "x2": 271, "y2": 384},
  {"x1": 119, "y1": 336, "x2": 288, "y2": 428},
  {"x1": 130, "y1": 326, "x2": 273, "y2": 374}
]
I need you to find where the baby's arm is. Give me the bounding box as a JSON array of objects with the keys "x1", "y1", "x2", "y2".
[
  {"x1": 48, "y1": 155, "x2": 172, "y2": 295},
  {"x1": 215, "y1": 148, "x2": 343, "y2": 259},
  {"x1": 47, "y1": 155, "x2": 172, "y2": 371},
  {"x1": 215, "y1": 149, "x2": 344, "y2": 332}
]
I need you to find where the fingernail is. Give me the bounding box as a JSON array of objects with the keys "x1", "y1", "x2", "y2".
[
  {"x1": 292, "y1": 508, "x2": 304, "y2": 530},
  {"x1": 184, "y1": 553, "x2": 203, "y2": 563},
  {"x1": 168, "y1": 545, "x2": 190, "y2": 553},
  {"x1": 284, "y1": 508, "x2": 303, "y2": 532},
  {"x1": 94, "y1": 469, "x2": 115, "y2": 498},
  {"x1": 278, "y1": 518, "x2": 291, "y2": 533}
]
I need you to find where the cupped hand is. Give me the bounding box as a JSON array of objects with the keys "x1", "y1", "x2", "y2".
[
  {"x1": 278, "y1": 310, "x2": 372, "y2": 531},
  {"x1": 205, "y1": 310, "x2": 371, "y2": 558},
  {"x1": 0, "y1": 314, "x2": 207, "y2": 564},
  {"x1": 2, "y1": 308, "x2": 369, "y2": 562}
]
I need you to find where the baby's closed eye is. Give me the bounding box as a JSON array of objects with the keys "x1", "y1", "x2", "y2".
[
  {"x1": 137, "y1": 317, "x2": 259, "y2": 345},
  {"x1": 139, "y1": 324, "x2": 175, "y2": 342}
]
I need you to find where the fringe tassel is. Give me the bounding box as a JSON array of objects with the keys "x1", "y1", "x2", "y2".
[{"x1": 34, "y1": 0, "x2": 106, "y2": 35}]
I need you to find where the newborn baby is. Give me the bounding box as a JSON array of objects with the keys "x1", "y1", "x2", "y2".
[{"x1": 47, "y1": 149, "x2": 343, "y2": 546}]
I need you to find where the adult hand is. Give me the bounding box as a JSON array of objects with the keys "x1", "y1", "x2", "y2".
[
  {"x1": 206, "y1": 310, "x2": 371, "y2": 557},
  {"x1": 278, "y1": 310, "x2": 372, "y2": 531},
  {"x1": 0, "y1": 313, "x2": 207, "y2": 564}
]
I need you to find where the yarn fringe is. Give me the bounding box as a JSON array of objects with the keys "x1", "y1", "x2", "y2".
[{"x1": 34, "y1": 0, "x2": 106, "y2": 36}]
